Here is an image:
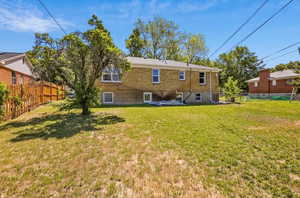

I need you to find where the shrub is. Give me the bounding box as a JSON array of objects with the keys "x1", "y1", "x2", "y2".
[
  {"x1": 0, "y1": 83, "x2": 9, "y2": 117},
  {"x1": 223, "y1": 77, "x2": 241, "y2": 103}
]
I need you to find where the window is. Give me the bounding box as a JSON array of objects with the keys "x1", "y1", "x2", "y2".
[
  {"x1": 101, "y1": 66, "x2": 121, "y2": 82},
  {"x1": 272, "y1": 80, "x2": 277, "y2": 86},
  {"x1": 199, "y1": 72, "x2": 206, "y2": 85},
  {"x1": 143, "y1": 92, "x2": 152, "y2": 103},
  {"x1": 195, "y1": 93, "x2": 201, "y2": 102},
  {"x1": 103, "y1": 92, "x2": 113, "y2": 104},
  {"x1": 11, "y1": 71, "x2": 17, "y2": 85},
  {"x1": 179, "y1": 71, "x2": 185, "y2": 80},
  {"x1": 152, "y1": 69, "x2": 160, "y2": 83},
  {"x1": 254, "y1": 82, "x2": 258, "y2": 87},
  {"x1": 176, "y1": 92, "x2": 183, "y2": 103}
]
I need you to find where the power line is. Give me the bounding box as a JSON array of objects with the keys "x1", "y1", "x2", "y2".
[
  {"x1": 229, "y1": 0, "x2": 295, "y2": 51},
  {"x1": 209, "y1": 0, "x2": 269, "y2": 58},
  {"x1": 36, "y1": 0, "x2": 67, "y2": 35},
  {"x1": 261, "y1": 41, "x2": 300, "y2": 60},
  {"x1": 264, "y1": 49, "x2": 298, "y2": 62}
]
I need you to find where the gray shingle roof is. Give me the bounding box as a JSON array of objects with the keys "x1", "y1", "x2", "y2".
[
  {"x1": 0, "y1": 52, "x2": 33, "y2": 77},
  {"x1": 0, "y1": 52, "x2": 23, "y2": 61},
  {"x1": 247, "y1": 69, "x2": 300, "y2": 82},
  {"x1": 127, "y1": 57, "x2": 220, "y2": 72}
]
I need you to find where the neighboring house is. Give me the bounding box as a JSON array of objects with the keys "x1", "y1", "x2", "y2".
[
  {"x1": 0, "y1": 52, "x2": 34, "y2": 86},
  {"x1": 247, "y1": 69, "x2": 300, "y2": 97},
  {"x1": 98, "y1": 57, "x2": 221, "y2": 105}
]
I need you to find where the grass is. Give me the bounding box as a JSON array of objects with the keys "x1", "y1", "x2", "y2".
[{"x1": 0, "y1": 100, "x2": 300, "y2": 197}]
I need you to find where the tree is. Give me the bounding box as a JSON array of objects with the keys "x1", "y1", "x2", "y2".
[
  {"x1": 29, "y1": 15, "x2": 130, "y2": 115},
  {"x1": 125, "y1": 28, "x2": 144, "y2": 57},
  {"x1": 273, "y1": 61, "x2": 300, "y2": 72},
  {"x1": 134, "y1": 17, "x2": 182, "y2": 60},
  {"x1": 217, "y1": 46, "x2": 264, "y2": 90},
  {"x1": 181, "y1": 33, "x2": 208, "y2": 65},
  {"x1": 27, "y1": 47, "x2": 63, "y2": 84},
  {"x1": 223, "y1": 77, "x2": 241, "y2": 103}
]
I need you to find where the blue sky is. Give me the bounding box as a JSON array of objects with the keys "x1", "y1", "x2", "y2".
[{"x1": 0, "y1": 0, "x2": 299, "y2": 67}]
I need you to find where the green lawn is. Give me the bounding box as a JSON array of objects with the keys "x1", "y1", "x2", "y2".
[{"x1": 0, "y1": 100, "x2": 300, "y2": 197}]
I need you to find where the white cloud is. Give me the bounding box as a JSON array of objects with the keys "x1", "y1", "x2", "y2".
[
  {"x1": 90, "y1": 0, "x2": 227, "y2": 20},
  {"x1": 0, "y1": 0, "x2": 71, "y2": 32},
  {"x1": 176, "y1": 0, "x2": 219, "y2": 13}
]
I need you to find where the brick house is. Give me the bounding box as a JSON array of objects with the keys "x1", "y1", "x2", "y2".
[
  {"x1": 0, "y1": 52, "x2": 34, "y2": 85},
  {"x1": 247, "y1": 69, "x2": 300, "y2": 97},
  {"x1": 98, "y1": 57, "x2": 221, "y2": 105}
]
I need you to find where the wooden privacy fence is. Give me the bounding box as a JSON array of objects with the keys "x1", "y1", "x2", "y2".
[{"x1": 3, "y1": 82, "x2": 65, "y2": 120}]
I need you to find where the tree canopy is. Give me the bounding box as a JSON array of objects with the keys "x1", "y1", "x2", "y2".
[
  {"x1": 125, "y1": 17, "x2": 208, "y2": 63},
  {"x1": 272, "y1": 61, "x2": 300, "y2": 72},
  {"x1": 28, "y1": 15, "x2": 130, "y2": 115},
  {"x1": 217, "y1": 46, "x2": 264, "y2": 90}
]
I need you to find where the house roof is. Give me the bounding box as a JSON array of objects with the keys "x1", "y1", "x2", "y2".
[
  {"x1": 247, "y1": 69, "x2": 300, "y2": 82},
  {"x1": 0, "y1": 52, "x2": 33, "y2": 77},
  {"x1": 127, "y1": 57, "x2": 220, "y2": 72},
  {"x1": 0, "y1": 52, "x2": 23, "y2": 61}
]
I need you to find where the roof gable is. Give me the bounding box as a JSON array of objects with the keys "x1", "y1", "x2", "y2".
[{"x1": 0, "y1": 52, "x2": 33, "y2": 77}]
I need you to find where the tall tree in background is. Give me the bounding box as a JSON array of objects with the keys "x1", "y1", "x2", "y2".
[
  {"x1": 133, "y1": 17, "x2": 182, "y2": 60},
  {"x1": 272, "y1": 61, "x2": 300, "y2": 72},
  {"x1": 29, "y1": 15, "x2": 130, "y2": 115},
  {"x1": 217, "y1": 46, "x2": 264, "y2": 90},
  {"x1": 125, "y1": 28, "x2": 144, "y2": 57},
  {"x1": 181, "y1": 33, "x2": 208, "y2": 64}
]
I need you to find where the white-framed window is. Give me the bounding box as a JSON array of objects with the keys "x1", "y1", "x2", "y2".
[
  {"x1": 272, "y1": 80, "x2": 277, "y2": 86},
  {"x1": 101, "y1": 66, "x2": 121, "y2": 82},
  {"x1": 254, "y1": 82, "x2": 258, "y2": 87},
  {"x1": 199, "y1": 72, "x2": 206, "y2": 85},
  {"x1": 176, "y1": 92, "x2": 183, "y2": 103},
  {"x1": 152, "y1": 69, "x2": 160, "y2": 83},
  {"x1": 143, "y1": 92, "x2": 152, "y2": 103},
  {"x1": 179, "y1": 71, "x2": 185, "y2": 80},
  {"x1": 195, "y1": 93, "x2": 201, "y2": 102},
  {"x1": 103, "y1": 92, "x2": 114, "y2": 104}
]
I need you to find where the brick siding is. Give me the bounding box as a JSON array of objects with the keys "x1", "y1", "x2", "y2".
[
  {"x1": 248, "y1": 69, "x2": 294, "y2": 94},
  {"x1": 0, "y1": 65, "x2": 33, "y2": 86},
  {"x1": 98, "y1": 67, "x2": 219, "y2": 104}
]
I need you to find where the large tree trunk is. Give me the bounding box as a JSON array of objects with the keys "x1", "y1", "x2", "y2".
[{"x1": 81, "y1": 100, "x2": 90, "y2": 115}]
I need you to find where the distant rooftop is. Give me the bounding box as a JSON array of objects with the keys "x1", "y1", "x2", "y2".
[
  {"x1": 248, "y1": 69, "x2": 300, "y2": 82},
  {"x1": 127, "y1": 57, "x2": 220, "y2": 72},
  {"x1": 0, "y1": 52, "x2": 24, "y2": 61}
]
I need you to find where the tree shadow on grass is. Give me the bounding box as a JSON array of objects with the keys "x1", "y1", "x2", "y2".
[{"x1": 0, "y1": 113, "x2": 125, "y2": 142}]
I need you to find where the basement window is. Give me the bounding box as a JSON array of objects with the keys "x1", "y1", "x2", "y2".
[
  {"x1": 103, "y1": 92, "x2": 113, "y2": 104},
  {"x1": 179, "y1": 71, "x2": 185, "y2": 80},
  {"x1": 152, "y1": 69, "x2": 160, "y2": 83},
  {"x1": 195, "y1": 93, "x2": 201, "y2": 102},
  {"x1": 199, "y1": 72, "x2": 206, "y2": 85},
  {"x1": 143, "y1": 92, "x2": 152, "y2": 103}
]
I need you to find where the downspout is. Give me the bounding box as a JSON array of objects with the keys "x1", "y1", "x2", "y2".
[{"x1": 183, "y1": 63, "x2": 193, "y2": 103}]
